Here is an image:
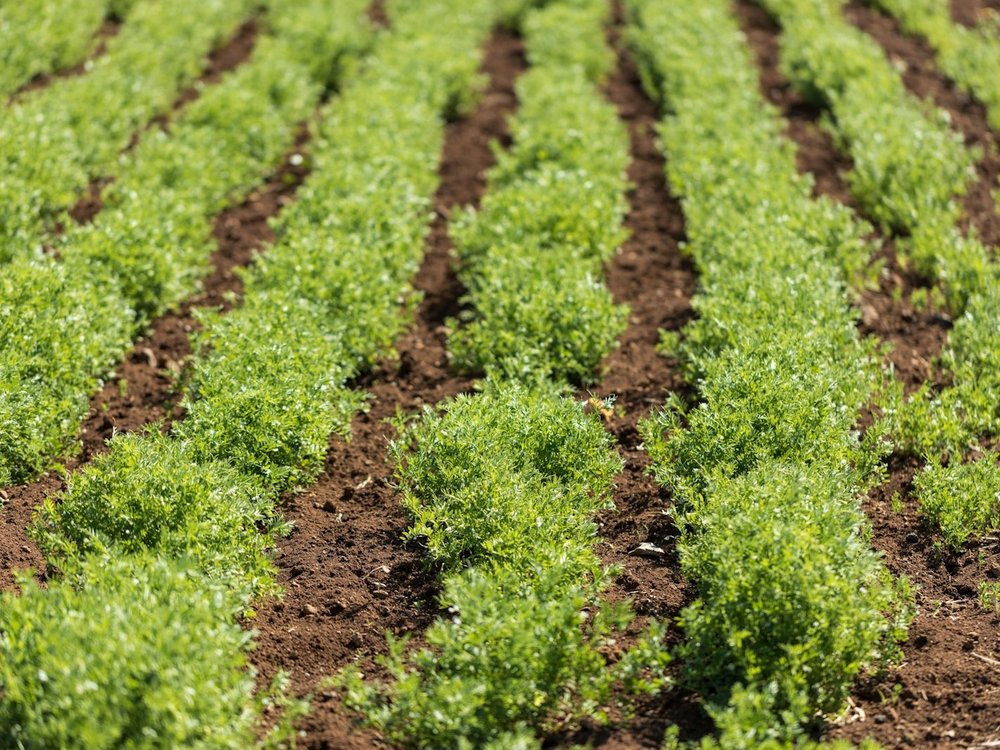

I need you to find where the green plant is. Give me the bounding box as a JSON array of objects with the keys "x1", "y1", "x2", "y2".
[
  {"x1": 914, "y1": 457, "x2": 1000, "y2": 546},
  {"x1": 0, "y1": 0, "x2": 372, "y2": 484},
  {"x1": 448, "y1": 0, "x2": 630, "y2": 384},
  {"x1": 978, "y1": 581, "x2": 1000, "y2": 612},
  {"x1": 32, "y1": 432, "x2": 285, "y2": 597},
  {"x1": 0, "y1": 0, "x2": 111, "y2": 98},
  {"x1": 626, "y1": 0, "x2": 912, "y2": 742},
  {"x1": 0, "y1": 555, "x2": 259, "y2": 749}
]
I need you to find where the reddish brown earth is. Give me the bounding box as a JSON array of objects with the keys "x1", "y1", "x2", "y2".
[
  {"x1": 249, "y1": 30, "x2": 526, "y2": 750},
  {"x1": 10, "y1": 17, "x2": 121, "y2": 101},
  {"x1": 828, "y1": 455, "x2": 1000, "y2": 749},
  {"x1": 367, "y1": 0, "x2": 388, "y2": 27},
  {"x1": 738, "y1": 1, "x2": 1000, "y2": 747},
  {"x1": 951, "y1": 0, "x2": 1000, "y2": 27},
  {"x1": 566, "y1": 13, "x2": 705, "y2": 749}
]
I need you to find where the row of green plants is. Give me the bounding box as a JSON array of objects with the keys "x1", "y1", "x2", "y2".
[
  {"x1": 0, "y1": 0, "x2": 254, "y2": 263},
  {"x1": 852, "y1": 0, "x2": 1000, "y2": 547},
  {"x1": 0, "y1": 1, "x2": 503, "y2": 746},
  {"x1": 758, "y1": 1, "x2": 1000, "y2": 549},
  {"x1": 339, "y1": 3, "x2": 669, "y2": 747},
  {"x1": 755, "y1": 0, "x2": 995, "y2": 314},
  {"x1": 448, "y1": 0, "x2": 629, "y2": 384},
  {"x1": 0, "y1": 0, "x2": 131, "y2": 98},
  {"x1": 627, "y1": 0, "x2": 913, "y2": 745},
  {"x1": 863, "y1": 0, "x2": 1000, "y2": 130},
  {"x1": 0, "y1": 0, "x2": 376, "y2": 487}
]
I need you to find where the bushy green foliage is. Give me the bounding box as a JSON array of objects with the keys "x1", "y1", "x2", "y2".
[
  {"x1": 67, "y1": 45, "x2": 319, "y2": 319},
  {"x1": 867, "y1": 0, "x2": 1000, "y2": 130},
  {"x1": 0, "y1": 260, "x2": 132, "y2": 485},
  {"x1": 627, "y1": 0, "x2": 910, "y2": 741},
  {"x1": 0, "y1": 555, "x2": 258, "y2": 749},
  {"x1": 914, "y1": 457, "x2": 1000, "y2": 547},
  {"x1": 0, "y1": 0, "x2": 110, "y2": 98},
  {"x1": 340, "y1": 382, "x2": 669, "y2": 747},
  {"x1": 392, "y1": 381, "x2": 620, "y2": 573},
  {"x1": 450, "y1": 0, "x2": 630, "y2": 383},
  {"x1": 892, "y1": 283, "x2": 1000, "y2": 456},
  {"x1": 0, "y1": 0, "x2": 256, "y2": 261},
  {"x1": 677, "y1": 467, "x2": 910, "y2": 727},
  {"x1": 522, "y1": 0, "x2": 613, "y2": 82},
  {"x1": 0, "y1": 1, "x2": 369, "y2": 484},
  {"x1": 3, "y1": 1, "x2": 499, "y2": 744},
  {"x1": 176, "y1": 0, "x2": 497, "y2": 498},
  {"x1": 665, "y1": 688, "x2": 884, "y2": 749},
  {"x1": 178, "y1": 299, "x2": 363, "y2": 494},
  {"x1": 339, "y1": 564, "x2": 633, "y2": 749},
  {"x1": 32, "y1": 432, "x2": 283, "y2": 596},
  {"x1": 758, "y1": 0, "x2": 975, "y2": 233}
]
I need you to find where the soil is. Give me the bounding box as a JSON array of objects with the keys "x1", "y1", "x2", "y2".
[
  {"x1": 11, "y1": 18, "x2": 121, "y2": 101},
  {"x1": 567, "y1": 11, "x2": 705, "y2": 748},
  {"x1": 951, "y1": 0, "x2": 1000, "y2": 27},
  {"x1": 249, "y1": 29, "x2": 526, "y2": 750},
  {"x1": 368, "y1": 0, "x2": 388, "y2": 27},
  {"x1": 1, "y1": 1, "x2": 997, "y2": 747},
  {"x1": 828, "y1": 455, "x2": 1000, "y2": 749}
]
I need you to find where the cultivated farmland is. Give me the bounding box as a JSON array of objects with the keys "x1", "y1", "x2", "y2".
[{"x1": 1, "y1": 0, "x2": 1000, "y2": 747}]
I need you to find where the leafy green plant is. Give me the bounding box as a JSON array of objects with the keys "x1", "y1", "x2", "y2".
[
  {"x1": 0, "y1": 0, "x2": 112, "y2": 98},
  {"x1": 866, "y1": 0, "x2": 1000, "y2": 131},
  {"x1": 32, "y1": 432, "x2": 284, "y2": 597},
  {"x1": 0, "y1": 0, "x2": 372, "y2": 485},
  {"x1": 678, "y1": 466, "x2": 911, "y2": 726},
  {"x1": 0, "y1": 555, "x2": 259, "y2": 749},
  {"x1": 978, "y1": 580, "x2": 1000, "y2": 612},
  {"x1": 626, "y1": 0, "x2": 911, "y2": 742},
  {"x1": 2, "y1": 1, "x2": 498, "y2": 744},
  {"x1": 449, "y1": 0, "x2": 630, "y2": 384},
  {"x1": 0, "y1": 0, "x2": 257, "y2": 262},
  {"x1": 914, "y1": 457, "x2": 1000, "y2": 546},
  {"x1": 340, "y1": 380, "x2": 669, "y2": 747}
]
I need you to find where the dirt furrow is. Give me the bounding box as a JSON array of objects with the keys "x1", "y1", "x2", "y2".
[
  {"x1": 10, "y1": 17, "x2": 122, "y2": 102},
  {"x1": 248, "y1": 30, "x2": 526, "y2": 750},
  {"x1": 829, "y1": 457, "x2": 1000, "y2": 748},
  {"x1": 951, "y1": 0, "x2": 1000, "y2": 27},
  {"x1": 0, "y1": 131, "x2": 311, "y2": 593},
  {"x1": 844, "y1": 1, "x2": 1000, "y2": 248},
  {"x1": 555, "y1": 8, "x2": 703, "y2": 748}
]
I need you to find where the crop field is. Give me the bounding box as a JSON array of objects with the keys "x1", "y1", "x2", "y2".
[{"x1": 2, "y1": 0, "x2": 1000, "y2": 747}]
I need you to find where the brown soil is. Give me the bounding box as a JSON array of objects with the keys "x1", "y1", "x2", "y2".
[
  {"x1": 249, "y1": 30, "x2": 526, "y2": 750},
  {"x1": 0, "y1": 130, "x2": 311, "y2": 594},
  {"x1": 70, "y1": 17, "x2": 260, "y2": 225},
  {"x1": 829, "y1": 455, "x2": 1000, "y2": 749},
  {"x1": 844, "y1": 1, "x2": 1000, "y2": 249},
  {"x1": 951, "y1": 0, "x2": 1000, "y2": 27},
  {"x1": 564, "y1": 11, "x2": 704, "y2": 749},
  {"x1": 367, "y1": 0, "x2": 388, "y2": 27},
  {"x1": 11, "y1": 18, "x2": 121, "y2": 101}
]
